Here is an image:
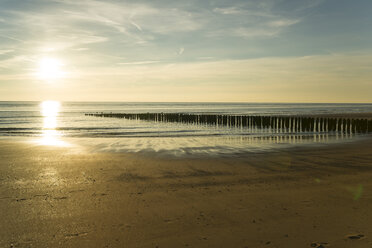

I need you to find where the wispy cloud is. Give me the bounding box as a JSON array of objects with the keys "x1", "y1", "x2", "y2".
[
  {"x1": 117, "y1": 60, "x2": 160, "y2": 65},
  {"x1": 13, "y1": 53, "x2": 369, "y2": 102},
  {"x1": 73, "y1": 47, "x2": 90, "y2": 51},
  {"x1": 208, "y1": 15, "x2": 299, "y2": 39},
  {"x1": 209, "y1": 1, "x2": 302, "y2": 39},
  {"x1": 178, "y1": 47, "x2": 185, "y2": 55},
  {"x1": 213, "y1": 7, "x2": 243, "y2": 15},
  {"x1": 0, "y1": 35, "x2": 24, "y2": 43},
  {"x1": 0, "y1": 0, "x2": 318, "y2": 63},
  {"x1": 129, "y1": 20, "x2": 143, "y2": 32},
  {"x1": 232, "y1": 27, "x2": 280, "y2": 38},
  {"x1": 1, "y1": 0, "x2": 370, "y2": 102},
  {"x1": 52, "y1": 0, "x2": 203, "y2": 34},
  {"x1": 268, "y1": 19, "x2": 300, "y2": 28},
  {"x1": 0, "y1": 55, "x2": 33, "y2": 70},
  {"x1": 0, "y1": 49, "x2": 14, "y2": 55}
]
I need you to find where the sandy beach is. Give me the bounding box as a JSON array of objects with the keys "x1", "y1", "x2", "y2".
[
  {"x1": 2, "y1": 0, "x2": 371, "y2": 246},
  {"x1": 1, "y1": 137, "x2": 372, "y2": 248}
]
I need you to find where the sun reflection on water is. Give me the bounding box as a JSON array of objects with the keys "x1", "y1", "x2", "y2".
[{"x1": 37, "y1": 101, "x2": 68, "y2": 146}]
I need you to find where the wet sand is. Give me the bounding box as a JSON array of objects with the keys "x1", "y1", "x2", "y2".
[{"x1": 1, "y1": 138, "x2": 372, "y2": 247}]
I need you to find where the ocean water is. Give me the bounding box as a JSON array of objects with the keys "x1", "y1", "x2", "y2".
[{"x1": 0, "y1": 101, "x2": 371, "y2": 156}]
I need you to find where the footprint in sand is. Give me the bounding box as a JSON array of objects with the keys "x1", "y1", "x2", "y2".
[
  {"x1": 347, "y1": 234, "x2": 365, "y2": 240},
  {"x1": 310, "y1": 242, "x2": 328, "y2": 248}
]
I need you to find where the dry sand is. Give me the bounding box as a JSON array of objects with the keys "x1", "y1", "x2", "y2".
[{"x1": 1, "y1": 137, "x2": 372, "y2": 247}]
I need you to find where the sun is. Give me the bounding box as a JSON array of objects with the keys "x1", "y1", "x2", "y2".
[{"x1": 37, "y1": 57, "x2": 65, "y2": 80}]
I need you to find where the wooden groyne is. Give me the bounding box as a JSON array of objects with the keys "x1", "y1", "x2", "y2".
[{"x1": 85, "y1": 113, "x2": 372, "y2": 134}]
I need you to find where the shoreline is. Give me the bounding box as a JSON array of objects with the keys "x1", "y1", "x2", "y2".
[
  {"x1": 1, "y1": 137, "x2": 372, "y2": 247},
  {"x1": 0, "y1": 132, "x2": 367, "y2": 160},
  {"x1": 2, "y1": 132, "x2": 372, "y2": 163}
]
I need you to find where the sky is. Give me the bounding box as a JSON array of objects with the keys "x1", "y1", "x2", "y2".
[{"x1": 0, "y1": 0, "x2": 371, "y2": 102}]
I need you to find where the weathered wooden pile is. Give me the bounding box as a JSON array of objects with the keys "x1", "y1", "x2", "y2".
[{"x1": 85, "y1": 112, "x2": 372, "y2": 134}]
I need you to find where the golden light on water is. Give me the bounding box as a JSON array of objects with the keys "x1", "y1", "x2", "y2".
[
  {"x1": 37, "y1": 101, "x2": 68, "y2": 146},
  {"x1": 42, "y1": 101, "x2": 59, "y2": 129},
  {"x1": 41, "y1": 100, "x2": 60, "y2": 117}
]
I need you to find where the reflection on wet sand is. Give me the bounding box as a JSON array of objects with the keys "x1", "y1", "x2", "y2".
[
  {"x1": 79, "y1": 132, "x2": 358, "y2": 157},
  {"x1": 232, "y1": 132, "x2": 355, "y2": 145}
]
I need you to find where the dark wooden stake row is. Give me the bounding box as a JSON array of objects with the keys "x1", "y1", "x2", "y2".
[{"x1": 85, "y1": 113, "x2": 372, "y2": 134}]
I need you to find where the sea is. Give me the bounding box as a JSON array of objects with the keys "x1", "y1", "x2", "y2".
[{"x1": 1, "y1": 101, "x2": 371, "y2": 157}]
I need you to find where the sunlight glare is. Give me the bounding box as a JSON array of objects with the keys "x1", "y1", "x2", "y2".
[
  {"x1": 36, "y1": 101, "x2": 69, "y2": 147},
  {"x1": 39, "y1": 129, "x2": 68, "y2": 146},
  {"x1": 41, "y1": 101, "x2": 60, "y2": 117},
  {"x1": 37, "y1": 58, "x2": 65, "y2": 80}
]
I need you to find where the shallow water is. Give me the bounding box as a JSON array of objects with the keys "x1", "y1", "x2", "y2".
[{"x1": 0, "y1": 101, "x2": 370, "y2": 156}]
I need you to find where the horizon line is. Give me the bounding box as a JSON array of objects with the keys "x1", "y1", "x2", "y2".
[{"x1": 1, "y1": 100, "x2": 372, "y2": 104}]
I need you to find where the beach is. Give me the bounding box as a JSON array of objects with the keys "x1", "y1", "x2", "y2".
[
  {"x1": 1, "y1": 137, "x2": 372, "y2": 248},
  {"x1": 2, "y1": 0, "x2": 372, "y2": 246}
]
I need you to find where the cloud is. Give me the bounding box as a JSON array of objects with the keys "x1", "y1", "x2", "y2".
[
  {"x1": 213, "y1": 7, "x2": 242, "y2": 15},
  {"x1": 52, "y1": 0, "x2": 203, "y2": 34},
  {"x1": 0, "y1": 55, "x2": 34, "y2": 70},
  {"x1": 198, "y1": 57, "x2": 215, "y2": 60},
  {"x1": 117, "y1": 60, "x2": 160, "y2": 65},
  {"x1": 208, "y1": 2, "x2": 302, "y2": 39},
  {"x1": 0, "y1": 0, "x2": 205, "y2": 54},
  {"x1": 232, "y1": 27, "x2": 280, "y2": 38},
  {"x1": 73, "y1": 47, "x2": 90, "y2": 51},
  {"x1": 0, "y1": 49, "x2": 14, "y2": 55},
  {"x1": 0, "y1": 35, "x2": 24, "y2": 43},
  {"x1": 178, "y1": 47, "x2": 185, "y2": 55},
  {"x1": 0, "y1": 0, "x2": 318, "y2": 66},
  {"x1": 130, "y1": 20, "x2": 143, "y2": 32},
  {"x1": 208, "y1": 16, "x2": 299, "y2": 39},
  {"x1": 2, "y1": 51, "x2": 371, "y2": 102},
  {"x1": 78, "y1": 53, "x2": 372, "y2": 90},
  {"x1": 0, "y1": 0, "x2": 370, "y2": 102},
  {"x1": 43, "y1": 54, "x2": 372, "y2": 102},
  {"x1": 268, "y1": 19, "x2": 300, "y2": 28}
]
